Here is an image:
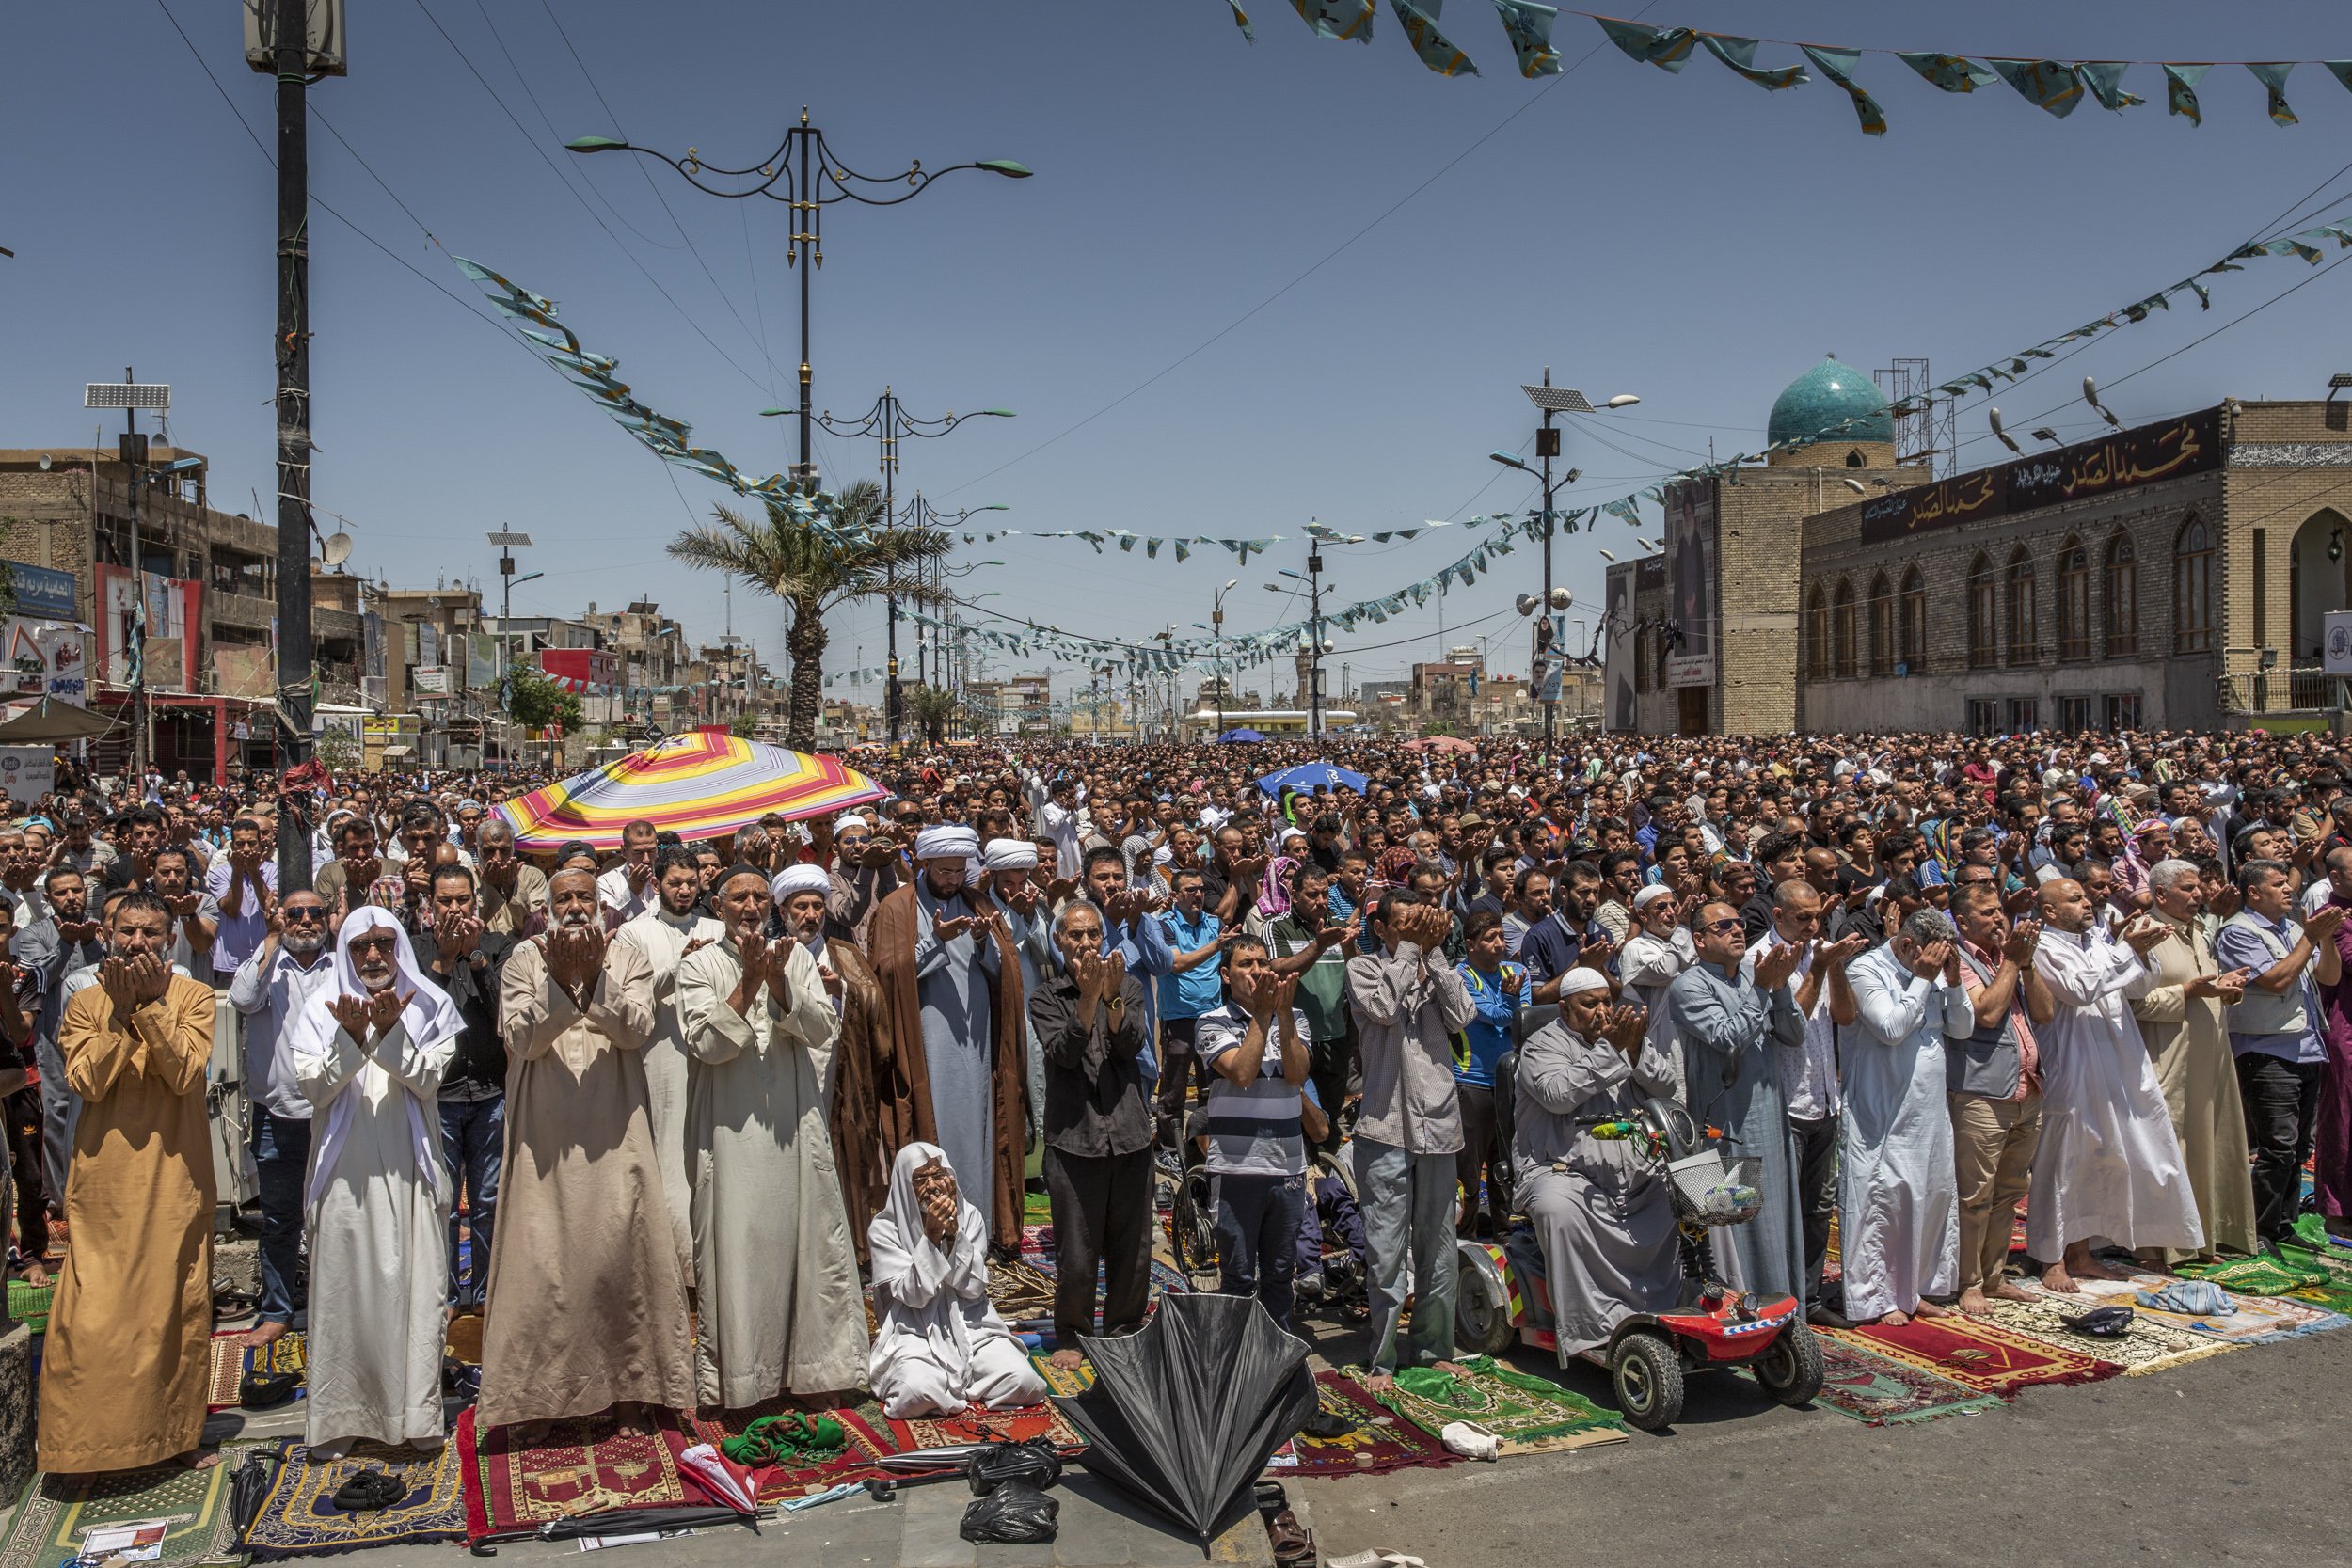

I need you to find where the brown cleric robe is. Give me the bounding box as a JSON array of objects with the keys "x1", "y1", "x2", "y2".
[
  {"x1": 39, "y1": 976, "x2": 218, "y2": 1472},
  {"x1": 865, "y1": 881, "x2": 1029, "y2": 1251},
  {"x1": 821, "y1": 939, "x2": 893, "y2": 1268}
]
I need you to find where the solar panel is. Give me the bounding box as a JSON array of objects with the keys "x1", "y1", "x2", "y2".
[
  {"x1": 1521, "y1": 385, "x2": 1593, "y2": 413},
  {"x1": 85, "y1": 383, "x2": 170, "y2": 411}
]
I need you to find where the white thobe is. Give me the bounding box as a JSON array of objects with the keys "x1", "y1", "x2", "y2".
[
  {"x1": 675, "y1": 936, "x2": 868, "y2": 1407},
  {"x1": 615, "y1": 906, "x2": 726, "y2": 1291},
  {"x1": 1838, "y1": 945, "x2": 1966, "y2": 1318},
  {"x1": 2027, "y1": 931, "x2": 2205, "y2": 1258},
  {"x1": 294, "y1": 1021, "x2": 457, "y2": 1448}
]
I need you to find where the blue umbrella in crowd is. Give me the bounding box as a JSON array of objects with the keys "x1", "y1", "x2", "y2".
[
  {"x1": 1255, "y1": 761, "x2": 1368, "y2": 796},
  {"x1": 1217, "y1": 728, "x2": 1267, "y2": 743}
]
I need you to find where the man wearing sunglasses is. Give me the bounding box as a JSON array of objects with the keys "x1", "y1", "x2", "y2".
[
  {"x1": 229, "y1": 889, "x2": 338, "y2": 1347},
  {"x1": 818, "y1": 812, "x2": 901, "y2": 950}
]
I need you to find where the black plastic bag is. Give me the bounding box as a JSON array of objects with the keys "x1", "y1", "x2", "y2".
[
  {"x1": 960, "y1": 1480, "x2": 1060, "y2": 1544},
  {"x1": 965, "y1": 1438, "x2": 1062, "y2": 1497}
]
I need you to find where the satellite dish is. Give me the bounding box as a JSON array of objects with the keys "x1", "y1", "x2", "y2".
[
  {"x1": 321, "y1": 531, "x2": 353, "y2": 567},
  {"x1": 38, "y1": 454, "x2": 51, "y2": 472}
]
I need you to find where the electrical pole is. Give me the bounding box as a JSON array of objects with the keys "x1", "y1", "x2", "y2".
[
  {"x1": 1308, "y1": 550, "x2": 1327, "y2": 741},
  {"x1": 121, "y1": 372, "x2": 149, "y2": 784},
  {"x1": 272, "y1": 0, "x2": 317, "y2": 889},
  {"x1": 1536, "y1": 369, "x2": 1561, "y2": 757}
]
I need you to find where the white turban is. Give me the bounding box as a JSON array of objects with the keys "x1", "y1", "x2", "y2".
[
  {"x1": 1632, "y1": 883, "x2": 1677, "y2": 910},
  {"x1": 771, "y1": 863, "x2": 831, "y2": 901},
  {"x1": 833, "y1": 813, "x2": 872, "y2": 835},
  {"x1": 983, "y1": 839, "x2": 1038, "y2": 871},
  {"x1": 1556, "y1": 967, "x2": 1613, "y2": 998},
  {"x1": 913, "y1": 825, "x2": 979, "y2": 863}
]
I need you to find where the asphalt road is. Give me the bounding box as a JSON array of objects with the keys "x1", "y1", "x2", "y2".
[{"x1": 1304, "y1": 1323, "x2": 2350, "y2": 1568}]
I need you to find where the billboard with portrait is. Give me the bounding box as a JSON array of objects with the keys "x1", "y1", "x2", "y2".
[{"x1": 1662, "y1": 480, "x2": 1715, "y2": 688}]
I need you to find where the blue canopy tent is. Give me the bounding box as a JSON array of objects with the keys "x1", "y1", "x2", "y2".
[
  {"x1": 1217, "y1": 728, "x2": 1267, "y2": 743},
  {"x1": 1256, "y1": 761, "x2": 1369, "y2": 796}
]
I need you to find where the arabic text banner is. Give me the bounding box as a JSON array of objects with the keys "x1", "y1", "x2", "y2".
[{"x1": 1855, "y1": 406, "x2": 2221, "y2": 546}]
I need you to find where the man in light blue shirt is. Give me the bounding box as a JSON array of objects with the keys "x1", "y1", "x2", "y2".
[
  {"x1": 2212, "y1": 857, "x2": 2342, "y2": 1247},
  {"x1": 1155, "y1": 867, "x2": 1232, "y2": 1154}
]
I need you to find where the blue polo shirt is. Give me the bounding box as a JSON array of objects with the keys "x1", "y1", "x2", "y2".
[{"x1": 1156, "y1": 905, "x2": 1224, "y2": 1020}]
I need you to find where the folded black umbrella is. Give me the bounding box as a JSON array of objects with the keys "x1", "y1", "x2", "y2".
[
  {"x1": 469, "y1": 1506, "x2": 760, "y2": 1557},
  {"x1": 1053, "y1": 1292, "x2": 1316, "y2": 1542}
]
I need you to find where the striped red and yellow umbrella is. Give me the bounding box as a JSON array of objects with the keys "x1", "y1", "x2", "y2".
[{"x1": 494, "y1": 731, "x2": 887, "y2": 851}]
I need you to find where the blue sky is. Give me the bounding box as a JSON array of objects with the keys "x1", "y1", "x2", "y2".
[{"x1": 8, "y1": 2, "x2": 2352, "y2": 703}]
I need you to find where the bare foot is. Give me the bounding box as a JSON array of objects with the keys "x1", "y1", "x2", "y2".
[
  {"x1": 509, "y1": 1421, "x2": 551, "y2": 1447},
  {"x1": 411, "y1": 1436, "x2": 446, "y2": 1454},
  {"x1": 1876, "y1": 1310, "x2": 1911, "y2": 1327},
  {"x1": 1912, "y1": 1301, "x2": 1953, "y2": 1320},
  {"x1": 309, "y1": 1440, "x2": 351, "y2": 1463},
  {"x1": 179, "y1": 1449, "x2": 221, "y2": 1471},
  {"x1": 16, "y1": 1260, "x2": 48, "y2": 1288},
  {"x1": 1988, "y1": 1280, "x2": 2036, "y2": 1304},
  {"x1": 612, "y1": 1402, "x2": 654, "y2": 1438},
  {"x1": 2042, "y1": 1263, "x2": 2085, "y2": 1294},
  {"x1": 1047, "y1": 1348, "x2": 1085, "y2": 1371},
  {"x1": 246, "y1": 1321, "x2": 288, "y2": 1347},
  {"x1": 1362, "y1": 1372, "x2": 1396, "y2": 1396},
  {"x1": 1429, "y1": 1360, "x2": 1470, "y2": 1379},
  {"x1": 1955, "y1": 1288, "x2": 1994, "y2": 1316},
  {"x1": 2073, "y1": 1257, "x2": 2123, "y2": 1282}
]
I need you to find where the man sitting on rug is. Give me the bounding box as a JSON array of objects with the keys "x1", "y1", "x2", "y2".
[
  {"x1": 867, "y1": 1140, "x2": 1049, "y2": 1418},
  {"x1": 1514, "y1": 969, "x2": 1682, "y2": 1363}
]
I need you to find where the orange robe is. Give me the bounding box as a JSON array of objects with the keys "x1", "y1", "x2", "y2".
[{"x1": 38, "y1": 977, "x2": 217, "y2": 1472}]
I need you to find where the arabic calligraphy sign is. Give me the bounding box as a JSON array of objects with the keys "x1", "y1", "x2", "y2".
[{"x1": 1857, "y1": 407, "x2": 2221, "y2": 546}]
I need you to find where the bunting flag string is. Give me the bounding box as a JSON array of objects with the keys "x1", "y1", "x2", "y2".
[
  {"x1": 453, "y1": 256, "x2": 856, "y2": 537},
  {"x1": 1238, "y1": 3, "x2": 2352, "y2": 135}
]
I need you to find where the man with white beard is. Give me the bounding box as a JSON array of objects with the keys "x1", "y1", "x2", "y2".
[
  {"x1": 290, "y1": 907, "x2": 466, "y2": 1455},
  {"x1": 675, "y1": 865, "x2": 866, "y2": 1408},
  {"x1": 2028, "y1": 879, "x2": 2205, "y2": 1291},
  {"x1": 613, "y1": 846, "x2": 724, "y2": 1291}
]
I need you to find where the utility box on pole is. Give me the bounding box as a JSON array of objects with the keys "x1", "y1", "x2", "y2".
[{"x1": 242, "y1": 0, "x2": 346, "y2": 75}]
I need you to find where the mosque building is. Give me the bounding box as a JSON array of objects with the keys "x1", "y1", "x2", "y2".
[{"x1": 1604, "y1": 356, "x2": 2352, "y2": 736}]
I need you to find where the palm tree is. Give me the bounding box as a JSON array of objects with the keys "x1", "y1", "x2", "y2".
[{"x1": 667, "y1": 480, "x2": 951, "y2": 750}]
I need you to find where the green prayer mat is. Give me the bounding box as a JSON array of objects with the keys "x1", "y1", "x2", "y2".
[
  {"x1": 0, "y1": 1449, "x2": 253, "y2": 1568},
  {"x1": 5, "y1": 1281, "x2": 50, "y2": 1337},
  {"x1": 1368, "y1": 1356, "x2": 1627, "y2": 1455},
  {"x1": 2174, "y1": 1254, "x2": 2332, "y2": 1297}
]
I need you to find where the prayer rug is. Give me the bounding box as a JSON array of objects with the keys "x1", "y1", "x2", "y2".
[
  {"x1": 2173, "y1": 1255, "x2": 2331, "y2": 1298},
  {"x1": 1029, "y1": 1350, "x2": 1092, "y2": 1397},
  {"x1": 2057, "y1": 1274, "x2": 2351, "y2": 1345},
  {"x1": 1284, "y1": 1370, "x2": 1455, "y2": 1478},
  {"x1": 1825, "y1": 1316, "x2": 2122, "y2": 1395},
  {"x1": 208, "y1": 1329, "x2": 308, "y2": 1411},
  {"x1": 673, "y1": 1402, "x2": 901, "y2": 1502},
  {"x1": 1369, "y1": 1355, "x2": 1626, "y2": 1457},
  {"x1": 2291, "y1": 1214, "x2": 2352, "y2": 1254},
  {"x1": 1983, "y1": 1290, "x2": 2240, "y2": 1378},
  {"x1": 987, "y1": 1258, "x2": 1057, "y2": 1328},
  {"x1": 2268, "y1": 1235, "x2": 2352, "y2": 1317},
  {"x1": 1023, "y1": 1251, "x2": 1190, "y2": 1303},
  {"x1": 1768, "y1": 1337, "x2": 2003, "y2": 1424},
  {"x1": 457, "y1": 1405, "x2": 693, "y2": 1540},
  {"x1": 0, "y1": 1449, "x2": 251, "y2": 1568},
  {"x1": 242, "y1": 1437, "x2": 467, "y2": 1560},
  {"x1": 6, "y1": 1280, "x2": 50, "y2": 1336},
  {"x1": 890, "y1": 1401, "x2": 1085, "y2": 1453}
]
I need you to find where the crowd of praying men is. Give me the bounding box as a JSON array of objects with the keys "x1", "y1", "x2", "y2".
[{"x1": 12, "y1": 725, "x2": 2352, "y2": 1474}]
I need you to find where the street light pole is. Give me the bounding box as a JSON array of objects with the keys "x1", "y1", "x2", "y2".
[
  {"x1": 811, "y1": 392, "x2": 1011, "y2": 744},
  {"x1": 1211, "y1": 578, "x2": 1237, "y2": 739},
  {"x1": 571, "y1": 114, "x2": 1030, "y2": 493}
]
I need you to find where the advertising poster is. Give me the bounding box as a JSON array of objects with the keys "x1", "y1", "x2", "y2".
[{"x1": 1662, "y1": 481, "x2": 1716, "y2": 688}]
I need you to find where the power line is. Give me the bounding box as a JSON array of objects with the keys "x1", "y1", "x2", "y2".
[
  {"x1": 406, "y1": 0, "x2": 774, "y2": 395},
  {"x1": 937, "y1": 0, "x2": 1661, "y2": 499}
]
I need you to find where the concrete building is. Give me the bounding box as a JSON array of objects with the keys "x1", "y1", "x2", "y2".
[
  {"x1": 0, "y1": 444, "x2": 363, "y2": 779},
  {"x1": 1604, "y1": 363, "x2": 2352, "y2": 736}
]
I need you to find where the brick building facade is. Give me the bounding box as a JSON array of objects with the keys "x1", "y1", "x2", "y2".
[{"x1": 1605, "y1": 365, "x2": 2352, "y2": 736}]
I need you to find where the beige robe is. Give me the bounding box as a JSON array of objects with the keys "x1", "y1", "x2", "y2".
[
  {"x1": 38, "y1": 978, "x2": 217, "y2": 1471},
  {"x1": 477, "y1": 937, "x2": 695, "y2": 1430},
  {"x1": 2126, "y1": 911, "x2": 2260, "y2": 1257},
  {"x1": 614, "y1": 908, "x2": 726, "y2": 1292},
  {"x1": 676, "y1": 937, "x2": 867, "y2": 1408}
]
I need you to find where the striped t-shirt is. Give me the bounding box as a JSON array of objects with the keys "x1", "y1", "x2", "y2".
[{"x1": 1194, "y1": 1001, "x2": 1311, "y2": 1177}]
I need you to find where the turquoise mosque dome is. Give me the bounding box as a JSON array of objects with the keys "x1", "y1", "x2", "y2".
[{"x1": 1766, "y1": 355, "x2": 1894, "y2": 448}]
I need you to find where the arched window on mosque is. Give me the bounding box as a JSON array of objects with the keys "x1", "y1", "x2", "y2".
[
  {"x1": 2006, "y1": 547, "x2": 2038, "y2": 666},
  {"x1": 1867, "y1": 572, "x2": 1893, "y2": 676},
  {"x1": 2104, "y1": 532, "x2": 2137, "y2": 657},
  {"x1": 2056, "y1": 537, "x2": 2090, "y2": 661},
  {"x1": 2173, "y1": 516, "x2": 2214, "y2": 654},
  {"x1": 1968, "y1": 554, "x2": 1996, "y2": 670},
  {"x1": 1833, "y1": 578, "x2": 1858, "y2": 678},
  {"x1": 1899, "y1": 567, "x2": 1927, "y2": 673},
  {"x1": 1805, "y1": 584, "x2": 1829, "y2": 679}
]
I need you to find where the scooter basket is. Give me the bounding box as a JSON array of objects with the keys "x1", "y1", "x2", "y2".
[{"x1": 1667, "y1": 1151, "x2": 1763, "y2": 1225}]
